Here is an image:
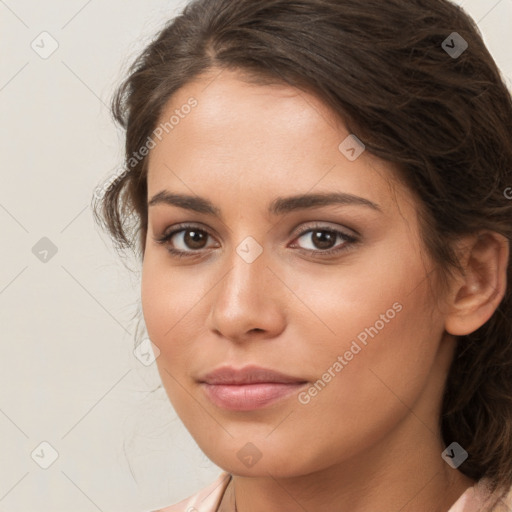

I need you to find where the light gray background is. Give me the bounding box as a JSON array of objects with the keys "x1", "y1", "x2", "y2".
[{"x1": 1, "y1": 1, "x2": 511, "y2": 511}]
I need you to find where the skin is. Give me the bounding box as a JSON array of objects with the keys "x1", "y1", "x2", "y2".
[{"x1": 141, "y1": 68, "x2": 508, "y2": 512}]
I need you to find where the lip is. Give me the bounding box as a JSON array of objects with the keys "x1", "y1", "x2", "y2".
[
  {"x1": 198, "y1": 365, "x2": 308, "y2": 411},
  {"x1": 199, "y1": 365, "x2": 307, "y2": 385}
]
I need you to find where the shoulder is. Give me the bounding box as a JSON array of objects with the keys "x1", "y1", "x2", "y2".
[
  {"x1": 479, "y1": 479, "x2": 512, "y2": 512},
  {"x1": 149, "y1": 472, "x2": 232, "y2": 512},
  {"x1": 449, "y1": 478, "x2": 512, "y2": 512},
  {"x1": 492, "y1": 483, "x2": 512, "y2": 511}
]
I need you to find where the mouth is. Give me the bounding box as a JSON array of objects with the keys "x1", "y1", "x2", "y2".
[{"x1": 197, "y1": 365, "x2": 309, "y2": 411}]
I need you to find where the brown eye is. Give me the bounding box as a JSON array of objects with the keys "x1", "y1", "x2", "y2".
[
  {"x1": 153, "y1": 222, "x2": 218, "y2": 257},
  {"x1": 309, "y1": 230, "x2": 337, "y2": 250},
  {"x1": 154, "y1": 223, "x2": 358, "y2": 259},
  {"x1": 181, "y1": 229, "x2": 209, "y2": 250},
  {"x1": 162, "y1": 227, "x2": 213, "y2": 252},
  {"x1": 292, "y1": 226, "x2": 357, "y2": 255}
]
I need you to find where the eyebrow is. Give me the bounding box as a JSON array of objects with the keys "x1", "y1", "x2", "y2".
[{"x1": 148, "y1": 190, "x2": 381, "y2": 217}]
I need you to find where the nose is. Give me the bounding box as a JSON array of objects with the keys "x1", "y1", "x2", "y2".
[{"x1": 205, "y1": 243, "x2": 287, "y2": 343}]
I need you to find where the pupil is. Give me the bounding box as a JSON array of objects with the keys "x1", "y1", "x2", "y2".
[
  {"x1": 185, "y1": 230, "x2": 206, "y2": 249},
  {"x1": 313, "y1": 231, "x2": 335, "y2": 249}
]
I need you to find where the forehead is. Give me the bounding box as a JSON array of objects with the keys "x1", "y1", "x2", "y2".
[
  {"x1": 151, "y1": 69, "x2": 341, "y2": 156},
  {"x1": 146, "y1": 69, "x2": 410, "y2": 216}
]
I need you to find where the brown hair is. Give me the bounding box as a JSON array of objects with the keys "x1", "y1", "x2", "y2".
[{"x1": 92, "y1": 0, "x2": 512, "y2": 494}]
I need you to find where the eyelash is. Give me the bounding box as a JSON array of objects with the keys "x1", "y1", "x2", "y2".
[{"x1": 153, "y1": 222, "x2": 359, "y2": 259}]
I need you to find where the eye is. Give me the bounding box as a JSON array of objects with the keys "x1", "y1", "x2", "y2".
[
  {"x1": 290, "y1": 224, "x2": 358, "y2": 256},
  {"x1": 153, "y1": 222, "x2": 358, "y2": 258},
  {"x1": 154, "y1": 223, "x2": 218, "y2": 257}
]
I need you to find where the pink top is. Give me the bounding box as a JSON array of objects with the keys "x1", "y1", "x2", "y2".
[{"x1": 152, "y1": 472, "x2": 512, "y2": 512}]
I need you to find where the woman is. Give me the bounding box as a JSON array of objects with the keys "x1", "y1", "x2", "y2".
[{"x1": 93, "y1": 0, "x2": 512, "y2": 510}]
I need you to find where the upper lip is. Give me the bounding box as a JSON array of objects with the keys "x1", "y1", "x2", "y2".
[{"x1": 198, "y1": 365, "x2": 308, "y2": 385}]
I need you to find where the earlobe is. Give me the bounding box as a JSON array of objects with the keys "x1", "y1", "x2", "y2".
[{"x1": 444, "y1": 231, "x2": 509, "y2": 336}]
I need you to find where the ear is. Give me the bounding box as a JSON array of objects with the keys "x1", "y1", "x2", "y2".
[{"x1": 444, "y1": 231, "x2": 509, "y2": 336}]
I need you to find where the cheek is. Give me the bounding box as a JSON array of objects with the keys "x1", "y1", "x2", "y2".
[
  {"x1": 141, "y1": 254, "x2": 181, "y2": 359},
  {"x1": 281, "y1": 273, "x2": 442, "y2": 470},
  {"x1": 140, "y1": 258, "x2": 195, "y2": 413},
  {"x1": 140, "y1": 253, "x2": 208, "y2": 371},
  {"x1": 296, "y1": 244, "x2": 441, "y2": 407},
  {"x1": 300, "y1": 265, "x2": 440, "y2": 423},
  {"x1": 141, "y1": 256, "x2": 166, "y2": 343}
]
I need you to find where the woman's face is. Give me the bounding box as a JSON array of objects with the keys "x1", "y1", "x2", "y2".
[{"x1": 141, "y1": 68, "x2": 455, "y2": 477}]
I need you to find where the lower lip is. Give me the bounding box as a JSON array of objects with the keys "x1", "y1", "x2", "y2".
[{"x1": 201, "y1": 382, "x2": 307, "y2": 411}]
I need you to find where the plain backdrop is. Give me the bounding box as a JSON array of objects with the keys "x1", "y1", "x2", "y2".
[{"x1": 1, "y1": 0, "x2": 511, "y2": 511}]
